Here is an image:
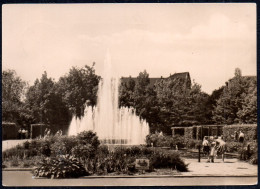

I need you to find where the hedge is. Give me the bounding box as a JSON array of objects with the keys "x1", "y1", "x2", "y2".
[
  {"x1": 184, "y1": 127, "x2": 193, "y2": 140},
  {"x1": 2, "y1": 122, "x2": 19, "y2": 140},
  {"x1": 223, "y1": 124, "x2": 257, "y2": 142}
]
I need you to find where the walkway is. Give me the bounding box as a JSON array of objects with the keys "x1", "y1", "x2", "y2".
[
  {"x1": 183, "y1": 158, "x2": 257, "y2": 176},
  {"x1": 2, "y1": 171, "x2": 257, "y2": 186},
  {"x1": 2, "y1": 139, "x2": 31, "y2": 151}
]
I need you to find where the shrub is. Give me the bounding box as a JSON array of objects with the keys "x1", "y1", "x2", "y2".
[
  {"x1": 51, "y1": 136, "x2": 77, "y2": 156},
  {"x1": 10, "y1": 157, "x2": 19, "y2": 167},
  {"x1": 33, "y1": 155, "x2": 89, "y2": 178},
  {"x1": 146, "y1": 134, "x2": 185, "y2": 149},
  {"x1": 238, "y1": 141, "x2": 258, "y2": 164},
  {"x1": 225, "y1": 142, "x2": 242, "y2": 153},
  {"x1": 223, "y1": 124, "x2": 257, "y2": 142},
  {"x1": 185, "y1": 139, "x2": 201, "y2": 149},
  {"x1": 112, "y1": 146, "x2": 187, "y2": 172},
  {"x1": 150, "y1": 149, "x2": 188, "y2": 172}
]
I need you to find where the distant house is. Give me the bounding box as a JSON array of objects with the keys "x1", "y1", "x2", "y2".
[{"x1": 121, "y1": 72, "x2": 191, "y2": 89}]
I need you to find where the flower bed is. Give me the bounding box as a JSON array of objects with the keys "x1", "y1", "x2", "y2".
[{"x1": 2, "y1": 131, "x2": 188, "y2": 178}]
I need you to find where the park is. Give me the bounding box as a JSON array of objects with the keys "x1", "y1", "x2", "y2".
[
  {"x1": 2, "y1": 3, "x2": 257, "y2": 187},
  {"x1": 2, "y1": 52, "x2": 258, "y2": 186}
]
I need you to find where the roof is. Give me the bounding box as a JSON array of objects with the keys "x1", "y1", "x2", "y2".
[
  {"x1": 121, "y1": 72, "x2": 191, "y2": 87},
  {"x1": 169, "y1": 72, "x2": 190, "y2": 80}
]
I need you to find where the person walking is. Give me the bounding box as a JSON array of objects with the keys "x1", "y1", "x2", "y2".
[{"x1": 216, "y1": 136, "x2": 226, "y2": 162}]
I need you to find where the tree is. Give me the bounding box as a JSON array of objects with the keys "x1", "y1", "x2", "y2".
[
  {"x1": 236, "y1": 77, "x2": 257, "y2": 123},
  {"x1": 212, "y1": 68, "x2": 257, "y2": 124},
  {"x1": 155, "y1": 78, "x2": 210, "y2": 130},
  {"x1": 2, "y1": 70, "x2": 27, "y2": 123},
  {"x1": 119, "y1": 77, "x2": 135, "y2": 108},
  {"x1": 58, "y1": 63, "x2": 100, "y2": 118},
  {"x1": 25, "y1": 71, "x2": 71, "y2": 125}
]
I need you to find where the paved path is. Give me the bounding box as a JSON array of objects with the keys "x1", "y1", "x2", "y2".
[
  {"x1": 2, "y1": 158, "x2": 258, "y2": 186},
  {"x1": 183, "y1": 158, "x2": 257, "y2": 176},
  {"x1": 2, "y1": 171, "x2": 258, "y2": 186},
  {"x1": 2, "y1": 139, "x2": 31, "y2": 151}
]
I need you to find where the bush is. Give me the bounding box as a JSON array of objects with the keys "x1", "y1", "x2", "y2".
[
  {"x1": 225, "y1": 142, "x2": 242, "y2": 153},
  {"x1": 51, "y1": 135, "x2": 77, "y2": 156},
  {"x1": 151, "y1": 150, "x2": 188, "y2": 172},
  {"x1": 112, "y1": 146, "x2": 188, "y2": 172},
  {"x1": 33, "y1": 155, "x2": 89, "y2": 178},
  {"x1": 185, "y1": 139, "x2": 201, "y2": 149},
  {"x1": 238, "y1": 141, "x2": 258, "y2": 164},
  {"x1": 10, "y1": 157, "x2": 19, "y2": 167},
  {"x1": 146, "y1": 134, "x2": 185, "y2": 148},
  {"x1": 223, "y1": 124, "x2": 257, "y2": 142}
]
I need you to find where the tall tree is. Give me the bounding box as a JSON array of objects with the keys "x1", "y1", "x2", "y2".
[
  {"x1": 2, "y1": 70, "x2": 27, "y2": 123},
  {"x1": 58, "y1": 63, "x2": 100, "y2": 118},
  {"x1": 212, "y1": 68, "x2": 257, "y2": 124},
  {"x1": 25, "y1": 71, "x2": 70, "y2": 125}
]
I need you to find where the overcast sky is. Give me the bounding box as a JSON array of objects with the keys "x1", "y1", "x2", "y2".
[{"x1": 2, "y1": 3, "x2": 256, "y2": 94}]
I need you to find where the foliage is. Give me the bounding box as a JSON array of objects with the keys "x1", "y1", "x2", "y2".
[
  {"x1": 25, "y1": 71, "x2": 71, "y2": 126},
  {"x1": 33, "y1": 155, "x2": 89, "y2": 178},
  {"x1": 146, "y1": 133, "x2": 197, "y2": 149},
  {"x1": 106, "y1": 146, "x2": 188, "y2": 172},
  {"x1": 70, "y1": 131, "x2": 100, "y2": 169},
  {"x1": 58, "y1": 63, "x2": 100, "y2": 118},
  {"x1": 185, "y1": 139, "x2": 201, "y2": 149},
  {"x1": 151, "y1": 150, "x2": 188, "y2": 171},
  {"x1": 238, "y1": 141, "x2": 257, "y2": 164},
  {"x1": 212, "y1": 68, "x2": 257, "y2": 124},
  {"x1": 50, "y1": 135, "x2": 77, "y2": 156},
  {"x1": 2, "y1": 70, "x2": 29, "y2": 125},
  {"x1": 225, "y1": 142, "x2": 242, "y2": 153},
  {"x1": 222, "y1": 124, "x2": 257, "y2": 142},
  {"x1": 3, "y1": 134, "x2": 188, "y2": 173},
  {"x1": 155, "y1": 78, "x2": 211, "y2": 127}
]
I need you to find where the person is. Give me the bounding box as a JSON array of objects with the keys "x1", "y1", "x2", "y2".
[
  {"x1": 234, "y1": 131, "x2": 239, "y2": 142},
  {"x1": 239, "y1": 131, "x2": 245, "y2": 143},
  {"x1": 25, "y1": 130, "x2": 28, "y2": 139},
  {"x1": 21, "y1": 128, "x2": 26, "y2": 139},
  {"x1": 202, "y1": 136, "x2": 210, "y2": 162},
  {"x1": 209, "y1": 137, "x2": 217, "y2": 163},
  {"x1": 216, "y1": 136, "x2": 226, "y2": 162},
  {"x1": 18, "y1": 128, "x2": 22, "y2": 139}
]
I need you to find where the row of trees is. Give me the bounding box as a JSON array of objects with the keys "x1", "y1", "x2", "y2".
[
  {"x1": 2, "y1": 64, "x2": 100, "y2": 130},
  {"x1": 121, "y1": 68, "x2": 257, "y2": 134},
  {"x1": 2, "y1": 66, "x2": 257, "y2": 134}
]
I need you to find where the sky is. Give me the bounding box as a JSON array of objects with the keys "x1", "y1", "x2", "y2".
[{"x1": 2, "y1": 3, "x2": 256, "y2": 94}]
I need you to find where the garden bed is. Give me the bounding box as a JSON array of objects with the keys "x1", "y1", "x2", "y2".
[{"x1": 2, "y1": 131, "x2": 189, "y2": 179}]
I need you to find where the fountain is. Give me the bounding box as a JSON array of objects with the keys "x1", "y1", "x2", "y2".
[{"x1": 68, "y1": 51, "x2": 149, "y2": 145}]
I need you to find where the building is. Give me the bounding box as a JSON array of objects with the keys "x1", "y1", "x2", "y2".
[{"x1": 121, "y1": 72, "x2": 191, "y2": 89}]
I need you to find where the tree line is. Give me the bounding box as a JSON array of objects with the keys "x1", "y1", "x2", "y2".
[{"x1": 2, "y1": 65, "x2": 257, "y2": 134}]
